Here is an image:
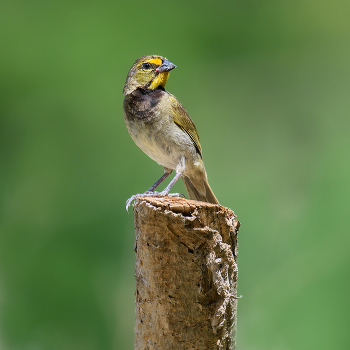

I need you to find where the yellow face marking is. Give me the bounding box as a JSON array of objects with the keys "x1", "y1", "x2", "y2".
[
  {"x1": 149, "y1": 72, "x2": 169, "y2": 90},
  {"x1": 147, "y1": 58, "x2": 163, "y2": 66}
]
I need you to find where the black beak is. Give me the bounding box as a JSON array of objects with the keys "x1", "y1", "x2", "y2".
[{"x1": 156, "y1": 59, "x2": 177, "y2": 73}]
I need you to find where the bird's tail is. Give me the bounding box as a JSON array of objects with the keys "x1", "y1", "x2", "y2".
[{"x1": 182, "y1": 175, "x2": 219, "y2": 205}]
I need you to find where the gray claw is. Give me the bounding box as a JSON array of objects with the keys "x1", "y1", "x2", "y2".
[
  {"x1": 126, "y1": 195, "x2": 137, "y2": 213},
  {"x1": 165, "y1": 192, "x2": 185, "y2": 198},
  {"x1": 125, "y1": 191, "x2": 185, "y2": 213},
  {"x1": 125, "y1": 192, "x2": 154, "y2": 212}
]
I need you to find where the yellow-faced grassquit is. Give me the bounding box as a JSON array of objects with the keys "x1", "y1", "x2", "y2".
[{"x1": 123, "y1": 55, "x2": 219, "y2": 210}]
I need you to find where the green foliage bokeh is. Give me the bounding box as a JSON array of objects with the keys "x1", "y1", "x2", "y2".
[{"x1": 1, "y1": 0, "x2": 349, "y2": 349}]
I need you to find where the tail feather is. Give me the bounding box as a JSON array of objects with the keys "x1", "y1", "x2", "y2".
[{"x1": 182, "y1": 176, "x2": 219, "y2": 204}]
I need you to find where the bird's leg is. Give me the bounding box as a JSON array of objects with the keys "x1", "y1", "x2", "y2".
[
  {"x1": 146, "y1": 169, "x2": 172, "y2": 192},
  {"x1": 126, "y1": 164, "x2": 185, "y2": 212},
  {"x1": 153, "y1": 158, "x2": 186, "y2": 198},
  {"x1": 157, "y1": 172, "x2": 184, "y2": 197}
]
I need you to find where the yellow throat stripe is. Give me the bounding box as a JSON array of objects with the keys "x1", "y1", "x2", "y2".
[
  {"x1": 149, "y1": 72, "x2": 169, "y2": 89},
  {"x1": 142, "y1": 57, "x2": 169, "y2": 89}
]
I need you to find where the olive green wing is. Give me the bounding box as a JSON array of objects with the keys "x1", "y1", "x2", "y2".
[{"x1": 169, "y1": 95, "x2": 202, "y2": 158}]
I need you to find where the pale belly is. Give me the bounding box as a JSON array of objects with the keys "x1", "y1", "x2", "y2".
[{"x1": 125, "y1": 117, "x2": 196, "y2": 171}]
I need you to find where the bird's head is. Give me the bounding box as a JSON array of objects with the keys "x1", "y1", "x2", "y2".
[{"x1": 123, "y1": 55, "x2": 176, "y2": 95}]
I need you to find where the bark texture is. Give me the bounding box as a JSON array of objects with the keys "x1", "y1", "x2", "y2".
[{"x1": 133, "y1": 197, "x2": 240, "y2": 350}]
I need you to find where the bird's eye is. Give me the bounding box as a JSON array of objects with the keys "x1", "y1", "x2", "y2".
[{"x1": 142, "y1": 62, "x2": 152, "y2": 70}]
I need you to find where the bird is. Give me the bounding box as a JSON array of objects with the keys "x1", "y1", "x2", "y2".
[{"x1": 123, "y1": 55, "x2": 219, "y2": 211}]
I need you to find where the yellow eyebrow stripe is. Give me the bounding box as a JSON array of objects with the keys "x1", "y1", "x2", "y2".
[{"x1": 146, "y1": 58, "x2": 162, "y2": 65}]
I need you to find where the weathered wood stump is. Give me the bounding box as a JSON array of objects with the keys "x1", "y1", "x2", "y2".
[{"x1": 133, "y1": 197, "x2": 240, "y2": 350}]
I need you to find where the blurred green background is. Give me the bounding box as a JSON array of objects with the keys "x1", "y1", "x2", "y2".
[{"x1": 1, "y1": 0, "x2": 349, "y2": 349}]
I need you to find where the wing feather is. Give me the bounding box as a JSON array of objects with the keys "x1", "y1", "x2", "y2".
[{"x1": 169, "y1": 95, "x2": 202, "y2": 157}]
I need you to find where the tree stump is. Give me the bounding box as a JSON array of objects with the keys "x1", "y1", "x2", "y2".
[{"x1": 133, "y1": 197, "x2": 240, "y2": 350}]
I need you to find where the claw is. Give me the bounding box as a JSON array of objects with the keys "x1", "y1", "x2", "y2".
[
  {"x1": 126, "y1": 191, "x2": 155, "y2": 212},
  {"x1": 126, "y1": 195, "x2": 137, "y2": 213},
  {"x1": 125, "y1": 191, "x2": 185, "y2": 212},
  {"x1": 162, "y1": 192, "x2": 185, "y2": 198}
]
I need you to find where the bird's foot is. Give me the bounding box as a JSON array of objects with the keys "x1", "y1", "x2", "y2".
[
  {"x1": 125, "y1": 191, "x2": 152, "y2": 212},
  {"x1": 126, "y1": 191, "x2": 185, "y2": 212}
]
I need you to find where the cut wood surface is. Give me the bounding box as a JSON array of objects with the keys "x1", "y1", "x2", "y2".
[{"x1": 133, "y1": 197, "x2": 240, "y2": 350}]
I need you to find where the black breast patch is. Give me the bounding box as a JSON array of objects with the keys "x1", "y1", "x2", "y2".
[{"x1": 124, "y1": 88, "x2": 164, "y2": 122}]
